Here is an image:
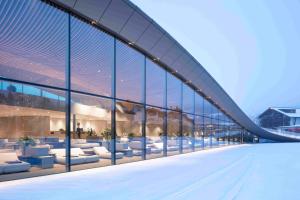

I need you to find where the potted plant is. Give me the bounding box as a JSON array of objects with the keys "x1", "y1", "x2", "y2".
[
  {"x1": 86, "y1": 128, "x2": 101, "y2": 143},
  {"x1": 18, "y1": 136, "x2": 36, "y2": 156},
  {"x1": 127, "y1": 132, "x2": 136, "y2": 142},
  {"x1": 100, "y1": 128, "x2": 112, "y2": 149}
]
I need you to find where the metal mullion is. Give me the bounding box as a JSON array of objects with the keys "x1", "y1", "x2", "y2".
[
  {"x1": 111, "y1": 37, "x2": 117, "y2": 165},
  {"x1": 65, "y1": 13, "x2": 71, "y2": 172},
  {"x1": 163, "y1": 71, "x2": 167, "y2": 156},
  {"x1": 179, "y1": 82, "x2": 183, "y2": 154},
  {"x1": 192, "y1": 94, "x2": 195, "y2": 150},
  {"x1": 202, "y1": 98, "x2": 205, "y2": 149},
  {"x1": 142, "y1": 56, "x2": 146, "y2": 160}
]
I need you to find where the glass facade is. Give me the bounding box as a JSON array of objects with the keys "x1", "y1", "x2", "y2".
[{"x1": 0, "y1": 0, "x2": 254, "y2": 182}]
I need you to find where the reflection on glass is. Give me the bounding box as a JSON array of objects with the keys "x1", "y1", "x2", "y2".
[
  {"x1": 218, "y1": 121, "x2": 227, "y2": 146},
  {"x1": 146, "y1": 106, "x2": 164, "y2": 159},
  {"x1": 116, "y1": 101, "x2": 143, "y2": 164},
  {"x1": 71, "y1": 17, "x2": 113, "y2": 97},
  {"x1": 182, "y1": 113, "x2": 194, "y2": 153},
  {"x1": 146, "y1": 59, "x2": 165, "y2": 107},
  {"x1": 0, "y1": 0, "x2": 67, "y2": 88},
  {"x1": 116, "y1": 41, "x2": 144, "y2": 102},
  {"x1": 167, "y1": 73, "x2": 182, "y2": 111},
  {"x1": 167, "y1": 110, "x2": 180, "y2": 155},
  {"x1": 203, "y1": 99, "x2": 212, "y2": 117},
  {"x1": 0, "y1": 81, "x2": 66, "y2": 181},
  {"x1": 183, "y1": 84, "x2": 194, "y2": 114},
  {"x1": 211, "y1": 118, "x2": 218, "y2": 147},
  {"x1": 203, "y1": 117, "x2": 211, "y2": 148},
  {"x1": 195, "y1": 115, "x2": 204, "y2": 150},
  {"x1": 70, "y1": 93, "x2": 112, "y2": 171},
  {"x1": 195, "y1": 93, "x2": 203, "y2": 115}
]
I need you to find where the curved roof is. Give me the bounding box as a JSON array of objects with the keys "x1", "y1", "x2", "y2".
[{"x1": 49, "y1": 0, "x2": 300, "y2": 142}]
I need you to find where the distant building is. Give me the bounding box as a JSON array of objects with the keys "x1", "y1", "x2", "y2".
[{"x1": 258, "y1": 108, "x2": 300, "y2": 132}]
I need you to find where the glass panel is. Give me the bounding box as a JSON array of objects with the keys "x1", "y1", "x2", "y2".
[
  {"x1": 183, "y1": 84, "x2": 194, "y2": 113},
  {"x1": 195, "y1": 93, "x2": 203, "y2": 115},
  {"x1": 167, "y1": 73, "x2": 182, "y2": 111},
  {"x1": 211, "y1": 118, "x2": 218, "y2": 147},
  {"x1": 0, "y1": 0, "x2": 67, "y2": 88},
  {"x1": 146, "y1": 106, "x2": 164, "y2": 159},
  {"x1": 116, "y1": 101, "x2": 143, "y2": 164},
  {"x1": 211, "y1": 104, "x2": 219, "y2": 119},
  {"x1": 218, "y1": 121, "x2": 227, "y2": 146},
  {"x1": 71, "y1": 17, "x2": 113, "y2": 97},
  {"x1": 203, "y1": 117, "x2": 211, "y2": 148},
  {"x1": 116, "y1": 41, "x2": 144, "y2": 102},
  {"x1": 167, "y1": 110, "x2": 180, "y2": 155},
  {"x1": 146, "y1": 59, "x2": 165, "y2": 107},
  {"x1": 195, "y1": 115, "x2": 204, "y2": 150},
  {"x1": 182, "y1": 113, "x2": 194, "y2": 153},
  {"x1": 0, "y1": 81, "x2": 66, "y2": 181},
  {"x1": 70, "y1": 93, "x2": 112, "y2": 171},
  {"x1": 203, "y1": 99, "x2": 212, "y2": 117}
]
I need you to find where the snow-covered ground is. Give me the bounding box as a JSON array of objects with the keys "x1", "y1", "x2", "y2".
[{"x1": 1, "y1": 143, "x2": 300, "y2": 200}]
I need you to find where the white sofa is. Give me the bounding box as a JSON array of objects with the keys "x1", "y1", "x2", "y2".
[
  {"x1": 93, "y1": 147, "x2": 124, "y2": 159},
  {"x1": 71, "y1": 139, "x2": 100, "y2": 149},
  {"x1": 0, "y1": 152, "x2": 31, "y2": 174},
  {"x1": 182, "y1": 139, "x2": 191, "y2": 149},
  {"x1": 116, "y1": 143, "x2": 142, "y2": 156},
  {"x1": 50, "y1": 148, "x2": 99, "y2": 165},
  {"x1": 167, "y1": 140, "x2": 179, "y2": 151},
  {"x1": 129, "y1": 141, "x2": 162, "y2": 154}
]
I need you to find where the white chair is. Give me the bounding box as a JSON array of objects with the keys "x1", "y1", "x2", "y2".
[
  {"x1": 93, "y1": 147, "x2": 124, "y2": 159},
  {"x1": 0, "y1": 152, "x2": 31, "y2": 174},
  {"x1": 50, "y1": 148, "x2": 99, "y2": 165},
  {"x1": 71, "y1": 139, "x2": 100, "y2": 149}
]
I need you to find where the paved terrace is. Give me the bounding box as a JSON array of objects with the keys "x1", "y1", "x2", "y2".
[{"x1": 1, "y1": 143, "x2": 299, "y2": 200}]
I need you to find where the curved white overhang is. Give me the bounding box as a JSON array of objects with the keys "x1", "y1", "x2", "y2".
[{"x1": 48, "y1": 0, "x2": 300, "y2": 142}]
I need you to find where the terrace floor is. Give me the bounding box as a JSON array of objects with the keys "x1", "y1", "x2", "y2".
[{"x1": 1, "y1": 143, "x2": 300, "y2": 200}]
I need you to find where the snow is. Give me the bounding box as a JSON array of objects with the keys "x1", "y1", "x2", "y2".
[{"x1": 1, "y1": 143, "x2": 300, "y2": 200}]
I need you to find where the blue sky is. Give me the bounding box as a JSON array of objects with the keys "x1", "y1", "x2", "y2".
[{"x1": 131, "y1": 0, "x2": 300, "y2": 118}]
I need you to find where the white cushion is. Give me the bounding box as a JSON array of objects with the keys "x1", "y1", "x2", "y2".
[
  {"x1": 168, "y1": 140, "x2": 178, "y2": 146},
  {"x1": 0, "y1": 152, "x2": 19, "y2": 163},
  {"x1": 71, "y1": 139, "x2": 86, "y2": 144},
  {"x1": 116, "y1": 143, "x2": 129, "y2": 151},
  {"x1": 1, "y1": 162, "x2": 31, "y2": 174},
  {"x1": 93, "y1": 147, "x2": 124, "y2": 159},
  {"x1": 72, "y1": 143, "x2": 100, "y2": 149},
  {"x1": 129, "y1": 141, "x2": 142, "y2": 149},
  {"x1": 150, "y1": 148, "x2": 162, "y2": 154},
  {"x1": 49, "y1": 149, "x2": 66, "y2": 157},
  {"x1": 51, "y1": 148, "x2": 99, "y2": 165},
  {"x1": 0, "y1": 139, "x2": 8, "y2": 145},
  {"x1": 152, "y1": 142, "x2": 163, "y2": 150},
  {"x1": 70, "y1": 148, "x2": 85, "y2": 156}
]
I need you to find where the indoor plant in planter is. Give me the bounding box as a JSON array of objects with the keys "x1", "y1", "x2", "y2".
[
  {"x1": 127, "y1": 132, "x2": 137, "y2": 142},
  {"x1": 100, "y1": 128, "x2": 112, "y2": 149},
  {"x1": 18, "y1": 136, "x2": 36, "y2": 156}
]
